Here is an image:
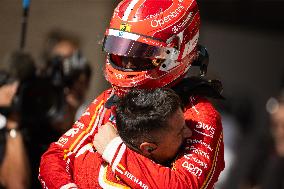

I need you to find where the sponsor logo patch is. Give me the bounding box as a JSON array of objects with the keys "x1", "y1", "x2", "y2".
[
  {"x1": 151, "y1": 4, "x2": 184, "y2": 28},
  {"x1": 120, "y1": 23, "x2": 131, "y2": 32}
]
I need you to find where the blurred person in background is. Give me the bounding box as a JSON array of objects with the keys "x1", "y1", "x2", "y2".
[
  {"x1": 221, "y1": 92, "x2": 284, "y2": 189},
  {"x1": 39, "y1": 0, "x2": 225, "y2": 188},
  {"x1": 40, "y1": 28, "x2": 92, "y2": 134},
  {"x1": 0, "y1": 51, "x2": 33, "y2": 189},
  {"x1": 18, "y1": 29, "x2": 92, "y2": 189},
  {"x1": 259, "y1": 92, "x2": 284, "y2": 189}
]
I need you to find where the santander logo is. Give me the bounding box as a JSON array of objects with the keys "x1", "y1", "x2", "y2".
[{"x1": 151, "y1": 4, "x2": 184, "y2": 28}]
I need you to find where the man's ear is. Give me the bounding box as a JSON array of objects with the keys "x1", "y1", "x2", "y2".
[{"x1": 139, "y1": 142, "x2": 157, "y2": 156}]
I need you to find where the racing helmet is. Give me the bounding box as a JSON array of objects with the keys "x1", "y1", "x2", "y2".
[{"x1": 103, "y1": 0, "x2": 200, "y2": 95}]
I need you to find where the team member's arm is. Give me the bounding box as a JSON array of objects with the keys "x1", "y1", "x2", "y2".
[
  {"x1": 0, "y1": 117, "x2": 31, "y2": 189},
  {"x1": 96, "y1": 96, "x2": 224, "y2": 189},
  {"x1": 38, "y1": 89, "x2": 113, "y2": 189}
]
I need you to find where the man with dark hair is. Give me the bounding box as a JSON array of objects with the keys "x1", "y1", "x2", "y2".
[
  {"x1": 73, "y1": 88, "x2": 192, "y2": 188},
  {"x1": 116, "y1": 88, "x2": 192, "y2": 165}
]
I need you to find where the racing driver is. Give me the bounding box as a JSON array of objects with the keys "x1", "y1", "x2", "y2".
[{"x1": 39, "y1": 0, "x2": 225, "y2": 188}]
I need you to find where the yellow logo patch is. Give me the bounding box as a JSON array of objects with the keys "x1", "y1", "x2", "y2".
[{"x1": 120, "y1": 23, "x2": 131, "y2": 32}]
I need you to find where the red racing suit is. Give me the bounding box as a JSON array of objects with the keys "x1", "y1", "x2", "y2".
[
  {"x1": 39, "y1": 88, "x2": 224, "y2": 189},
  {"x1": 73, "y1": 143, "x2": 130, "y2": 188}
]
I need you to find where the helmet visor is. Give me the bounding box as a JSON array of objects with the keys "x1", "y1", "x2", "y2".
[
  {"x1": 109, "y1": 54, "x2": 158, "y2": 71},
  {"x1": 103, "y1": 35, "x2": 178, "y2": 60}
]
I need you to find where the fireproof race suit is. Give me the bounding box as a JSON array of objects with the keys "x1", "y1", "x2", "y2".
[
  {"x1": 73, "y1": 143, "x2": 130, "y2": 188},
  {"x1": 39, "y1": 88, "x2": 224, "y2": 189}
]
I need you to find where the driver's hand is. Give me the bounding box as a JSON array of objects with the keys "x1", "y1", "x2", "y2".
[{"x1": 93, "y1": 122, "x2": 118, "y2": 155}]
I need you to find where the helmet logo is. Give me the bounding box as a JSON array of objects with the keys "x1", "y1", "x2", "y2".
[
  {"x1": 150, "y1": 4, "x2": 184, "y2": 28},
  {"x1": 172, "y1": 12, "x2": 193, "y2": 34},
  {"x1": 120, "y1": 23, "x2": 131, "y2": 32}
]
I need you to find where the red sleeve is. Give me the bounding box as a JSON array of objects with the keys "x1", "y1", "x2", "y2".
[
  {"x1": 38, "y1": 89, "x2": 113, "y2": 189},
  {"x1": 102, "y1": 96, "x2": 225, "y2": 189}
]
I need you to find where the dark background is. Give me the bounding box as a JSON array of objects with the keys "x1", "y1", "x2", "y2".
[{"x1": 0, "y1": 0, "x2": 284, "y2": 135}]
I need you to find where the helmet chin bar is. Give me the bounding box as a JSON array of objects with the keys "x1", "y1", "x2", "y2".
[{"x1": 192, "y1": 45, "x2": 209, "y2": 77}]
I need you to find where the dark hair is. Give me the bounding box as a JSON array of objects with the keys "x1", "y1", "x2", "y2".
[{"x1": 116, "y1": 88, "x2": 182, "y2": 150}]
